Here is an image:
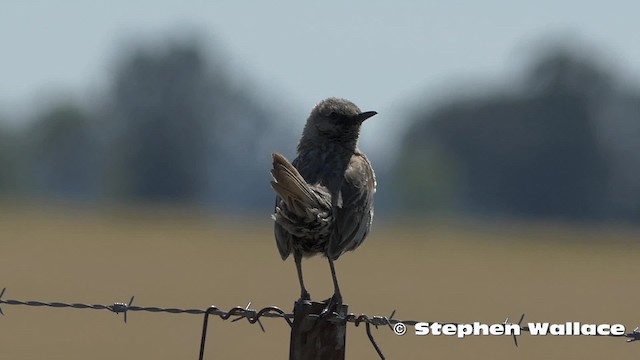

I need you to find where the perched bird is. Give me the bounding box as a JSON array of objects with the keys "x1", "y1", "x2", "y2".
[{"x1": 271, "y1": 97, "x2": 377, "y2": 307}]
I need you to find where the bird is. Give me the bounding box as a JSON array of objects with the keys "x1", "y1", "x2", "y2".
[{"x1": 270, "y1": 97, "x2": 377, "y2": 309}]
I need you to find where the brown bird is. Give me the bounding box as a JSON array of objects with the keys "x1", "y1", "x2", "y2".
[{"x1": 271, "y1": 97, "x2": 377, "y2": 307}]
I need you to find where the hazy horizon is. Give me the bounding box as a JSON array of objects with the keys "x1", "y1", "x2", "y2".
[{"x1": 2, "y1": 1, "x2": 640, "y2": 165}]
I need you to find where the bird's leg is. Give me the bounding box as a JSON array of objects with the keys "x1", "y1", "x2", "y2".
[
  {"x1": 320, "y1": 257, "x2": 343, "y2": 317},
  {"x1": 328, "y1": 257, "x2": 342, "y2": 304},
  {"x1": 294, "y1": 251, "x2": 311, "y2": 301}
]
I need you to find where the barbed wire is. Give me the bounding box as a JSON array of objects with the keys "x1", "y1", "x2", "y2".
[{"x1": 1, "y1": 287, "x2": 639, "y2": 360}]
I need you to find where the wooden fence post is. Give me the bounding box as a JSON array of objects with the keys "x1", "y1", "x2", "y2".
[{"x1": 289, "y1": 300, "x2": 348, "y2": 360}]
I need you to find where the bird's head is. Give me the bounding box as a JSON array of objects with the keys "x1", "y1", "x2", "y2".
[{"x1": 300, "y1": 97, "x2": 377, "y2": 149}]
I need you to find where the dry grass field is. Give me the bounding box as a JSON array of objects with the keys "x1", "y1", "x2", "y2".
[{"x1": 1, "y1": 202, "x2": 639, "y2": 359}]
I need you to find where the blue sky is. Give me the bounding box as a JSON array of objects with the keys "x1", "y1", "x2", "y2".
[{"x1": 1, "y1": 0, "x2": 639, "y2": 163}]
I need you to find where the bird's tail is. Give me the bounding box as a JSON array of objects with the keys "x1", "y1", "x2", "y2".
[{"x1": 271, "y1": 152, "x2": 329, "y2": 218}]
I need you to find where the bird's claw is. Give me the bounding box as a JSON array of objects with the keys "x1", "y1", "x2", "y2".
[
  {"x1": 295, "y1": 291, "x2": 311, "y2": 306},
  {"x1": 319, "y1": 293, "x2": 343, "y2": 318}
]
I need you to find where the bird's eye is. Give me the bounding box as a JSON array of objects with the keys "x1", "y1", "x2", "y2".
[{"x1": 328, "y1": 111, "x2": 340, "y2": 120}]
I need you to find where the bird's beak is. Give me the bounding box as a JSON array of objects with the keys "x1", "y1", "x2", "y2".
[{"x1": 355, "y1": 111, "x2": 377, "y2": 122}]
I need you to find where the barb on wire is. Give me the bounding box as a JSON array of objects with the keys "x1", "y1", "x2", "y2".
[
  {"x1": 504, "y1": 313, "x2": 526, "y2": 347},
  {"x1": 626, "y1": 327, "x2": 640, "y2": 342},
  {"x1": 111, "y1": 296, "x2": 134, "y2": 323},
  {"x1": 0, "y1": 287, "x2": 5, "y2": 315},
  {"x1": 230, "y1": 302, "x2": 265, "y2": 332}
]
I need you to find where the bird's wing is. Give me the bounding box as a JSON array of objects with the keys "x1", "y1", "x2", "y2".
[
  {"x1": 273, "y1": 154, "x2": 322, "y2": 260},
  {"x1": 327, "y1": 153, "x2": 376, "y2": 260},
  {"x1": 273, "y1": 154, "x2": 300, "y2": 260}
]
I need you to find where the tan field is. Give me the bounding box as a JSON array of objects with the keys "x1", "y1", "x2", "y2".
[{"x1": 1, "y1": 202, "x2": 639, "y2": 359}]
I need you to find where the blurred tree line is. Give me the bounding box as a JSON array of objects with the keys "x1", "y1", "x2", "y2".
[
  {"x1": 394, "y1": 45, "x2": 640, "y2": 220},
  {"x1": 0, "y1": 36, "x2": 293, "y2": 211},
  {"x1": 0, "y1": 35, "x2": 638, "y2": 221}
]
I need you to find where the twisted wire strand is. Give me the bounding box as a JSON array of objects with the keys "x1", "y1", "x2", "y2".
[{"x1": 2, "y1": 287, "x2": 639, "y2": 360}]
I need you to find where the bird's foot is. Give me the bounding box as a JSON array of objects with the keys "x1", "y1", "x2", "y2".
[
  {"x1": 319, "y1": 292, "x2": 343, "y2": 318},
  {"x1": 296, "y1": 290, "x2": 311, "y2": 304}
]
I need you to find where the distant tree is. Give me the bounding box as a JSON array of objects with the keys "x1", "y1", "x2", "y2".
[
  {"x1": 0, "y1": 123, "x2": 22, "y2": 194},
  {"x1": 395, "y1": 47, "x2": 615, "y2": 220},
  {"x1": 26, "y1": 103, "x2": 99, "y2": 199},
  {"x1": 108, "y1": 35, "x2": 291, "y2": 207},
  {"x1": 597, "y1": 92, "x2": 640, "y2": 220},
  {"x1": 110, "y1": 38, "x2": 217, "y2": 202}
]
